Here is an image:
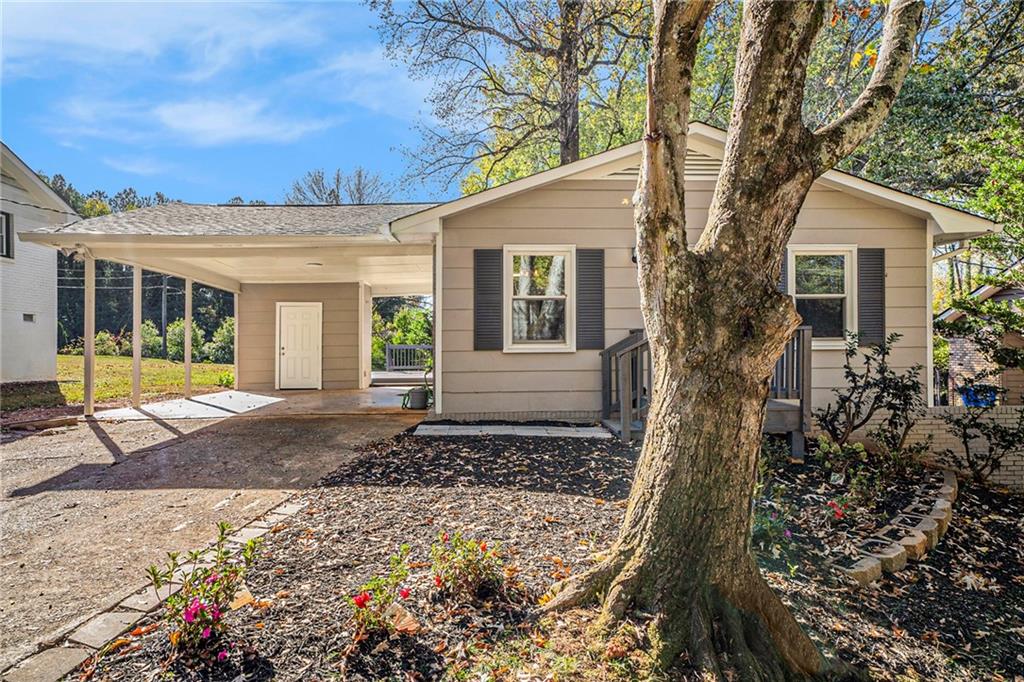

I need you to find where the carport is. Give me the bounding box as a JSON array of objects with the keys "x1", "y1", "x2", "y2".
[{"x1": 20, "y1": 203, "x2": 438, "y2": 415}]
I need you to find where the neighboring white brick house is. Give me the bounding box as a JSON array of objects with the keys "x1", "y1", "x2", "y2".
[{"x1": 1, "y1": 143, "x2": 78, "y2": 383}]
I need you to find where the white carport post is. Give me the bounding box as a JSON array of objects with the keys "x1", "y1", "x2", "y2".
[
  {"x1": 131, "y1": 266, "x2": 142, "y2": 409},
  {"x1": 233, "y1": 292, "x2": 240, "y2": 390},
  {"x1": 184, "y1": 278, "x2": 193, "y2": 399},
  {"x1": 83, "y1": 255, "x2": 96, "y2": 416}
]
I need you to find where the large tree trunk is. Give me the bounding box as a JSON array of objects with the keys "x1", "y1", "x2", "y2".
[
  {"x1": 556, "y1": 0, "x2": 583, "y2": 165},
  {"x1": 543, "y1": 0, "x2": 923, "y2": 678}
]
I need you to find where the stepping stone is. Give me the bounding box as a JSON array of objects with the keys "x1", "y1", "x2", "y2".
[
  {"x1": 840, "y1": 556, "x2": 882, "y2": 587},
  {"x1": 68, "y1": 611, "x2": 141, "y2": 649},
  {"x1": 858, "y1": 537, "x2": 907, "y2": 573},
  {"x1": 3, "y1": 645, "x2": 92, "y2": 682},
  {"x1": 119, "y1": 582, "x2": 179, "y2": 612},
  {"x1": 274, "y1": 502, "x2": 305, "y2": 516},
  {"x1": 229, "y1": 525, "x2": 270, "y2": 544}
]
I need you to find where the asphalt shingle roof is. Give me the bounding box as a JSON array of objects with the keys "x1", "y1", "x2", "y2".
[{"x1": 36, "y1": 202, "x2": 437, "y2": 237}]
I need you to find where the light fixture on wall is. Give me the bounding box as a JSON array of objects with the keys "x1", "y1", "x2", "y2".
[
  {"x1": 305, "y1": 262, "x2": 323, "y2": 268},
  {"x1": 631, "y1": 247, "x2": 637, "y2": 264}
]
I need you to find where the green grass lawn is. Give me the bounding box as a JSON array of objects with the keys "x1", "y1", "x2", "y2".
[{"x1": 1, "y1": 354, "x2": 234, "y2": 413}]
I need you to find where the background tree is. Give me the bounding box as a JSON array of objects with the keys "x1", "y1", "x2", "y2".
[
  {"x1": 371, "y1": 0, "x2": 650, "y2": 188},
  {"x1": 41, "y1": 173, "x2": 233, "y2": 353},
  {"x1": 542, "y1": 0, "x2": 924, "y2": 677},
  {"x1": 284, "y1": 167, "x2": 391, "y2": 204}
]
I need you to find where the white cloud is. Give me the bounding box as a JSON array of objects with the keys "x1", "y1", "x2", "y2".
[
  {"x1": 101, "y1": 156, "x2": 171, "y2": 176},
  {"x1": 1, "y1": 2, "x2": 326, "y2": 81},
  {"x1": 153, "y1": 97, "x2": 333, "y2": 145},
  {"x1": 288, "y1": 47, "x2": 434, "y2": 121},
  {"x1": 53, "y1": 94, "x2": 334, "y2": 147}
]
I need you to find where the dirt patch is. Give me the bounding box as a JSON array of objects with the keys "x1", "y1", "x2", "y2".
[{"x1": 0, "y1": 412, "x2": 420, "y2": 671}]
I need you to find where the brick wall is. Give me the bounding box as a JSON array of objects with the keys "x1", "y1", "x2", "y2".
[
  {"x1": 946, "y1": 337, "x2": 999, "y2": 405},
  {"x1": 852, "y1": 406, "x2": 1024, "y2": 491}
]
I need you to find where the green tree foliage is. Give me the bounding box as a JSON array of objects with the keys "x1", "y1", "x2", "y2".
[
  {"x1": 371, "y1": 300, "x2": 433, "y2": 370},
  {"x1": 165, "y1": 319, "x2": 206, "y2": 362},
  {"x1": 203, "y1": 317, "x2": 235, "y2": 364}
]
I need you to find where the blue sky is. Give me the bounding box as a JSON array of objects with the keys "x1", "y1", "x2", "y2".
[{"x1": 1, "y1": 1, "x2": 451, "y2": 204}]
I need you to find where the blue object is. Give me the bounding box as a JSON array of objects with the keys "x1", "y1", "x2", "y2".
[{"x1": 958, "y1": 385, "x2": 997, "y2": 407}]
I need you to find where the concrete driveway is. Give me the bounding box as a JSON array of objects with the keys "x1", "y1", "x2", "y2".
[{"x1": 0, "y1": 412, "x2": 421, "y2": 670}]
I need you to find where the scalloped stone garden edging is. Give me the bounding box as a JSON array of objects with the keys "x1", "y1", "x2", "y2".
[
  {"x1": 839, "y1": 469, "x2": 958, "y2": 588},
  {"x1": 0, "y1": 501, "x2": 307, "y2": 682}
]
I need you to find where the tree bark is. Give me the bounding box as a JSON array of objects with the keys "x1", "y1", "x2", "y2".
[
  {"x1": 556, "y1": 0, "x2": 583, "y2": 165},
  {"x1": 543, "y1": 0, "x2": 924, "y2": 678}
]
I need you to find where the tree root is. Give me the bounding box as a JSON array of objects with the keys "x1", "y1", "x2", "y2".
[{"x1": 540, "y1": 547, "x2": 631, "y2": 613}]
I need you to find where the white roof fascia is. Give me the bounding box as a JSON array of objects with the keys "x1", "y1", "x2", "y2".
[
  {"x1": 391, "y1": 120, "x2": 999, "y2": 240},
  {"x1": 19, "y1": 232, "x2": 397, "y2": 247},
  {"x1": 1, "y1": 142, "x2": 79, "y2": 218}
]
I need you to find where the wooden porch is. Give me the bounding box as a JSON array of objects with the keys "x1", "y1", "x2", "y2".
[{"x1": 600, "y1": 326, "x2": 813, "y2": 455}]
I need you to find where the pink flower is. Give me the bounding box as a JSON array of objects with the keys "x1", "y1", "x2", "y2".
[
  {"x1": 399, "y1": 587, "x2": 411, "y2": 599},
  {"x1": 442, "y1": 532, "x2": 450, "y2": 543},
  {"x1": 784, "y1": 529, "x2": 793, "y2": 540},
  {"x1": 210, "y1": 605, "x2": 222, "y2": 621},
  {"x1": 183, "y1": 610, "x2": 196, "y2": 624},
  {"x1": 217, "y1": 650, "x2": 228, "y2": 662},
  {"x1": 202, "y1": 627, "x2": 212, "y2": 639},
  {"x1": 205, "y1": 573, "x2": 219, "y2": 585}
]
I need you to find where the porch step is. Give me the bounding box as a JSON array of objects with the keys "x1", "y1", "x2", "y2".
[{"x1": 602, "y1": 417, "x2": 645, "y2": 441}]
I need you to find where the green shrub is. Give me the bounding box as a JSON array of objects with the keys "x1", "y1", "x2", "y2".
[
  {"x1": 216, "y1": 370, "x2": 234, "y2": 388},
  {"x1": 166, "y1": 319, "x2": 206, "y2": 362},
  {"x1": 60, "y1": 338, "x2": 84, "y2": 355},
  {"x1": 431, "y1": 531, "x2": 505, "y2": 602},
  {"x1": 202, "y1": 317, "x2": 234, "y2": 364},
  {"x1": 140, "y1": 319, "x2": 163, "y2": 358},
  {"x1": 94, "y1": 330, "x2": 120, "y2": 356}
]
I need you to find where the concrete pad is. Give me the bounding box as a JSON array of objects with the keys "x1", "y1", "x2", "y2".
[
  {"x1": 2, "y1": 646, "x2": 92, "y2": 682},
  {"x1": 274, "y1": 502, "x2": 306, "y2": 516},
  {"x1": 68, "y1": 611, "x2": 141, "y2": 649},
  {"x1": 514, "y1": 426, "x2": 556, "y2": 437},
  {"x1": 414, "y1": 425, "x2": 449, "y2": 436},
  {"x1": 95, "y1": 391, "x2": 283, "y2": 421}
]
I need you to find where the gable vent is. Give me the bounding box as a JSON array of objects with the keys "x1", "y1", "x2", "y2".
[{"x1": 602, "y1": 151, "x2": 722, "y2": 181}]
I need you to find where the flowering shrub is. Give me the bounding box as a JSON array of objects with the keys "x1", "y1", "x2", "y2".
[
  {"x1": 146, "y1": 522, "x2": 260, "y2": 661},
  {"x1": 430, "y1": 531, "x2": 505, "y2": 601},
  {"x1": 826, "y1": 498, "x2": 851, "y2": 522},
  {"x1": 347, "y1": 545, "x2": 412, "y2": 637}
]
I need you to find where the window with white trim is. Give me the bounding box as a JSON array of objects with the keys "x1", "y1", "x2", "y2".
[
  {"x1": 503, "y1": 245, "x2": 575, "y2": 352},
  {"x1": 1, "y1": 212, "x2": 12, "y2": 259},
  {"x1": 789, "y1": 246, "x2": 857, "y2": 347}
]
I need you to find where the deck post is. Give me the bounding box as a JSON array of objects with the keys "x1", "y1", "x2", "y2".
[
  {"x1": 131, "y1": 266, "x2": 142, "y2": 408},
  {"x1": 83, "y1": 256, "x2": 95, "y2": 417},
  {"x1": 233, "y1": 291, "x2": 240, "y2": 390},
  {"x1": 184, "y1": 278, "x2": 193, "y2": 398}
]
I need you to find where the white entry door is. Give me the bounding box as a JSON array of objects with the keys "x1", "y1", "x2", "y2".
[{"x1": 276, "y1": 302, "x2": 322, "y2": 389}]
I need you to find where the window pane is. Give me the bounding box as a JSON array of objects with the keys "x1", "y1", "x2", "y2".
[
  {"x1": 512, "y1": 299, "x2": 566, "y2": 343},
  {"x1": 795, "y1": 255, "x2": 845, "y2": 295},
  {"x1": 512, "y1": 254, "x2": 566, "y2": 296},
  {"x1": 796, "y1": 298, "x2": 846, "y2": 338}
]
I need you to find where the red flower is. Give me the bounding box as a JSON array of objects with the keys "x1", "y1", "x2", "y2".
[
  {"x1": 434, "y1": 575, "x2": 443, "y2": 588},
  {"x1": 480, "y1": 542, "x2": 487, "y2": 552},
  {"x1": 352, "y1": 591, "x2": 372, "y2": 609},
  {"x1": 399, "y1": 587, "x2": 411, "y2": 599},
  {"x1": 442, "y1": 532, "x2": 450, "y2": 543},
  {"x1": 827, "y1": 500, "x2": 846, "y2": 519}
]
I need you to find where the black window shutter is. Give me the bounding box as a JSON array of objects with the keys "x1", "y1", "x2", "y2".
[
  {"x1": 473, "y1": 249, "x2": 502, "y2": 350},
  {"x1": 778, "y1": 248, "x2": 789, "y2": 293},
  {"x1": 576, "y1": 249, "x2": 605, "y2": 350},
  {"x1": 857, "y1": 248, "x2": 885, "y2": 346}
]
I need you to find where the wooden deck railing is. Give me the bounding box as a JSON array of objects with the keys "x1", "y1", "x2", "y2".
[
  {"x1": 385, "y1": 343, "x2": 433, "y2": 371},
  {"x1": 600, "y1": 326, "x2": 813, "y2": 445}
]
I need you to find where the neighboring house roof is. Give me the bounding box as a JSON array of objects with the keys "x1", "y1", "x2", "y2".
[
  {"x1": 38, "y1": 201, "x2": 437, "y2": 239},
  {"x1": 1, "y1": 141, "x2": 79, "y2": 219},
  {"x1": 390, "y1": 121, "x2": 1000, "y2": 243},
  {"x1": 937, "y1": 260, "x2": 1024, "y2": 323}
]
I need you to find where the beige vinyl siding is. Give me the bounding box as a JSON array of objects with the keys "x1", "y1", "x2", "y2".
[
  {"x1": 236, "y1": 282, "x2": 368, "y2": 390},
  {"x1": 440, "y1": 176, "x2": 929, "y2": 421}
]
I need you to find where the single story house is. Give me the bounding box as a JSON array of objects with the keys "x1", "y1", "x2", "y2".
[
  {"x1": 21, "y1": 123, "x2": 999, "y2": 440},
  {"x1": 937, "y1": 265, "x2": 1023, "y2": 405},
  {"x1": 1, "y1": 142, "x2": 79, "y2": 383}
]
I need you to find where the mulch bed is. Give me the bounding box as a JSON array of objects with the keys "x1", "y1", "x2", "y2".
[{"x1": 73, "y1": 434, "x2": 1023, "y2": 681}]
